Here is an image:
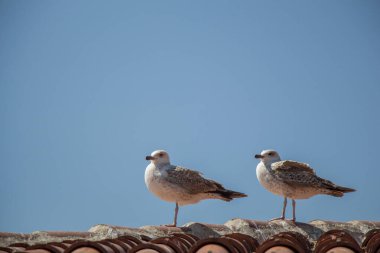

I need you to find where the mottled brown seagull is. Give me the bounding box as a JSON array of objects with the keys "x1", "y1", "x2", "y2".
[
  {"x1": 145, "y1": 150, "x2": 247, "y2": 227},
  {"x1": 255, "y1": 149, "x2": 355, "y2": 222}
]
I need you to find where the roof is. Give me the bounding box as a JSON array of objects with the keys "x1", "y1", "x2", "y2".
[{"x1": 1, "y1": 219, "x2": 379, "y2": 253}]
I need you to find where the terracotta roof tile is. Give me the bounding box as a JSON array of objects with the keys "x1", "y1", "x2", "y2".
[
  {"x1": 189, "y1": 237, "x2": 243, "y2": 253},
  {"x1": 0, "y1": 247, "x2": 12, "y2": 253},
  {"x1": 1, "y1": 220, "x2": 379, "y2": 252},
  {"x1": 314, "y1": 230, "x2": 363, "y2": 253},
  {"x1": 224, "y1": 233, "x2": 258, "y2": 252},
  {"x1": 364, "y1": 230, "x2": 380, "y2": 253},
  {"x1": 26, "y1": 244, "x2": 65, "y2": 253},
  {"x1": 256, "y1": 231, "x2": 311, "y2": 253},
  {"x1": 65, "y1": 241, "x2": 118, "y2": 253}
]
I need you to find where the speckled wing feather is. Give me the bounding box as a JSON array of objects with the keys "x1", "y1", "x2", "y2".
[
  {"x1": 165, "y1": 166, "x2": 224, "y2": 194},
  {"x1": 272, "y1": 160, "x2": 353, "y2": 193},
  {"x1": 272, "y1": 160, "x2": 315, "y2": 174},
  {"x1": 271, "y1": 160, "x2": 323, "y2": 187}
]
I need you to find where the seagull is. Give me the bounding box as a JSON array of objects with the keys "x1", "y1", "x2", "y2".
[
  {"x1": 145, "y1": 150, "x2": 247, "y2": 227},
  {"x1": 254, "y1": 150, "x2": 355, "y2": 222}
]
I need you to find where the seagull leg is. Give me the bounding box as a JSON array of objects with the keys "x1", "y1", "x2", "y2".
[
  {"x1": 270, "y1": 197, "x2": 287, "y2": 221},
  {"x1": 174, "y1": 202, "x2": 179, "y2": 226},
  {"x1": 282, "y1": 197, "x2": 287, "y2": 219},
  {"x1": 291, "y1": 199, "x2": 296, "y2": 222},
  {"x1": 165, "y1": 202, "x2": 179, "y2": 227}
]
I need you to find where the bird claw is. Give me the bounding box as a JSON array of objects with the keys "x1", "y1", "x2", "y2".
[
  {"x1": 269, "y1": 217, "x2": 285, "y2": 221},
  {"x1": 269, "y1": 217, "x2": 296, "y2": 223},
  {"x1": 162, "y1": 224, "x2": 177, "y2": 227}
]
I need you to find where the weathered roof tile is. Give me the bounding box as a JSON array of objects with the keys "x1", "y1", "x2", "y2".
[{"x1": 1, "y1": 220, "x2": 380, "y2": 252}]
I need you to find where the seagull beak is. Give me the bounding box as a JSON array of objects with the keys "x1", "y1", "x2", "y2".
[
  {"x1": 254, "y1": 154, "x2": 264, "y2": 159},
  {"x1": 145, "y1": 156, "x2": 155, "y2": 161}
]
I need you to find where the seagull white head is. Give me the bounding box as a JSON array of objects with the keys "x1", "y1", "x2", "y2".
[
  {"x1": 146, "y1": 150, "x2": 170, "y2": 165},
  {"x1": 254, "y1": 150, "x2": 281, "y2": 164}
]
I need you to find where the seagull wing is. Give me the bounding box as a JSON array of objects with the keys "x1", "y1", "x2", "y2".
[
  {"x1": 271, "y1": 160, "x2": 320, "y2": 186},
  {"x1": 271, "y1": 160, "x2": 355, "y2": 195},
  {"x1": 165, "y1": 165, "x2": 224, "y2": 194}
]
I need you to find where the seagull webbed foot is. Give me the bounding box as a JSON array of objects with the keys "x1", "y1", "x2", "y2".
[
  {"x1": 269, "y1": 217, "x2": 285, "y2": 221},
  {"x1": 162, "y1": 223, "x2": 177, "y2": 227}
]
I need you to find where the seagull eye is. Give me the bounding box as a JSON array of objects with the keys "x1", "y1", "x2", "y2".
[
  {"x1": 268, "y1": 153, "x2": 272, "y2": 156},
  {"x1": 159, "y1": 154, "x2": 164, "y2": 157}
]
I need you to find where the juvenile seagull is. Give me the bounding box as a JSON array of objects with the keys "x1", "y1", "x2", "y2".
[
  {"x1": 145, "y1": 150, "x2": 247, "y2": 227},
  {"x1": 254, "y1": 150, "x2": 355, "y2": 222}
]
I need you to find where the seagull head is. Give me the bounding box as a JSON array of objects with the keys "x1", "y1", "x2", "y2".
[
  {"x1": 254, "y1": 150, "x2": 281, "y2": 164},
  {"x1": 145, "y1": 150, "x2": 170, "y2": 165}
]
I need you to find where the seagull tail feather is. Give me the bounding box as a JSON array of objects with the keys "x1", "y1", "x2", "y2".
[
  {"x1": 326, "y1": 185, "x2": 356, "y2": 197},
  {"x1": 335, "y1": 185, "x2": 356, "y2": 193},
  {"x1": 207, "y1": 189, "x2": 247, "y2": 201}
]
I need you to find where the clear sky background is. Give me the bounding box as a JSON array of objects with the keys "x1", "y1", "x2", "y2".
[{"x1": 1, "y1": 1, "x2": 379, "y2": 233}]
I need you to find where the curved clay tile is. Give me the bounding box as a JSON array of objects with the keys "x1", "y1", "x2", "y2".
[
  {"x1": 62, "y1": 241, "x2": 79, "y2": 244},
  {"x1": 219, "y1": 237, "x2": 248, "y2": 253},
  {"x1": 256, "y1": 231, "x2": 311, "y2": 253},
  {"x1": 224, "y1": 233, "x2": 259, "y2": 253},
  {"x1": 113, "y1": 239, "x2": 137, "y2": 250},
  {"x1": 26, "y1": 244, "x2": 66, "y2": 253},
  {"x1": 129, "y1": 242, "x2": 177, "y2": 253},
  {"x1": 64, "y1": 241, "x2": 117, "y2": 253},
  {"x1": 188, "y1": 237, "x2": 245, "y2": 253},
  {"x1": 103, "y1": 239, "x2": 134, "y2": 253},
  {"x1": 47, "y1": 243, "x2": 69, "y2": 250},
  {"x1": 1, "y1": 245, "x2": 28, "y2": 253},
  {"x1": 98, "y1": 240, "x2": 126, "y2": 253},
  {"x1": 191, "y1": 244, "x2": 231, "y2": 253},
  {"x1": 24, "y1": 249, "x2": 52, "y2": 253},
  {"x1": 9, "y1": 243, "x2": 30, "y2": 248},
  {"x1": 117, "y1": 235, "x2": 144, "y2": 248},
  {"x1": 169, "y1": 234, "x2": 197, "y2": 250},
  {"x1": 160, "y1": 236, "x2": 193, "y2": 252},
  {"x1": 171, "y1": 233, "x2": 199, "y2": 245},
  {"x1": 314, "y1": 230, "x2": 363, "y2": 253},
  {"x1": 0, "y1": 247, "x2": 12, "y2": 253},
  {"x1": 362, "y1": 229, "x2": 380, "y2": 253},
  {"x1": 138, "y1": 236, "x2": 151, "y2": 242},
  {"x1": 150, "y1": 237, "x2": 187, "y2": 253}
]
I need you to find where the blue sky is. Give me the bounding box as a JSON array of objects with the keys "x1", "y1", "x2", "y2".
[{"x1": 1, "y1": 1, "x2": 379, "y2": 233}]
